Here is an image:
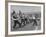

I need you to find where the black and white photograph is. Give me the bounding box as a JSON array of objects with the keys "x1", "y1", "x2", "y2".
[
  {"x1": 8, "y1": 2, "x2": 44, "y2": 35},
  {"x1": 11, "y1": 5, "x2": 41, "y2": 31}
]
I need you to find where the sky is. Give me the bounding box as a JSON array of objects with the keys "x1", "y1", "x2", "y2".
[{"x1": 11, "y1": 5, "x2": 41, "y2": 14}]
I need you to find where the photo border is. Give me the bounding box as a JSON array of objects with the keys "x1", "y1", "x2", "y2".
[{"x1": 5, "y1": 1, "x2": 45, "y2": 36}]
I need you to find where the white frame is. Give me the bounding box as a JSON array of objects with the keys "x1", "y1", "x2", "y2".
[{"x1": 8, "y1": 2, "x2": 44, "y2": 35}]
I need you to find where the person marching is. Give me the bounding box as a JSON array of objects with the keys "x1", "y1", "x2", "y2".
[
  {"x1": 32, "y1": 15, "x2": 37, "y2": 26},
  {"x1": 12, "y1": 10, "x2": 21, "y2": 28},
  {"x1": 19, "y1": 10, "x2": 25, "y2": 27}
]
